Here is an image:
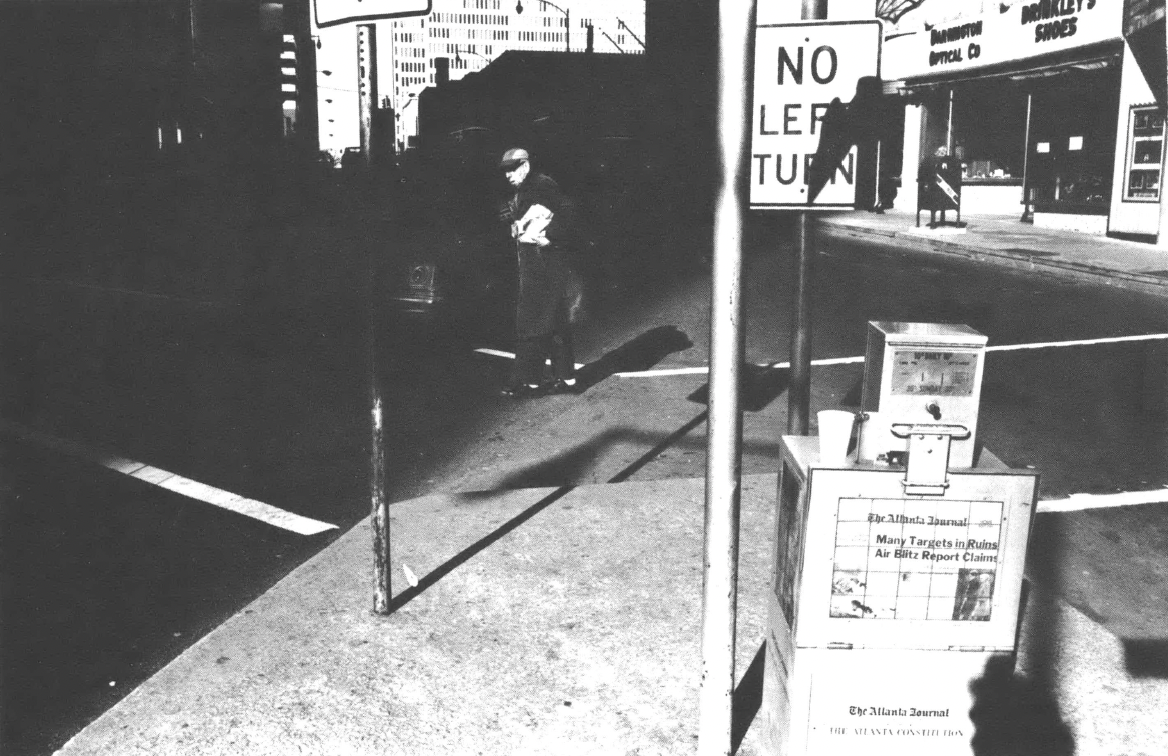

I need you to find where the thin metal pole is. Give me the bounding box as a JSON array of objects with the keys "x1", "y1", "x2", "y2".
[
  {"x1": 788, "y1": 0, "x2": 826, "y2": 436},
  {"x1": 357, "y1": 24, "x2": 376, "y2": 168},
  {"x1": 697, "y1": 1, "x2": 750, "y2": 752},
  {"x1": 1020, "y1": 92, "x2": 1033, "y2": 222},
  {"x1": 371, "y1": 259, "x2": 390, "y2": 613},
  {"x1": 946, "y1": 88, "x2": 954, "y2": 155},
  {"x1": 358, "y1": 22, "x2": 390, "y2": 613},
  {"x1": 803, "y1": 0, "x2": 828, "y2": 18},
  {"x1": 789, "y1": 213, "x2": 813, "y2": 435}
]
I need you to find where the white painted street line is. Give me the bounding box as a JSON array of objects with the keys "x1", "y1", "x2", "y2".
[
  {"x1": 1037, "y1": 489, "x2": 1168, "y2": 513},
  {"x1": 473, "y1": 347, "x2": 585, "y2": 370},
  {"x1": 611, "y1": 333, "x2": 1168, "y2": 379},
  {"x1": 809, "y1": 355, "x2": 868, "y2": 366},
  {"x1": 103, "y1": 456, "x2": 148, "y2": 475},
  {"x1": 130, "y1": 466, "x2": 178, "y2": 485},
  {"x1": 23, "y1": 277, "x2": 224, "y2": 308},
  {"x1": 614, "y1": 355, "x2": 865, "y2": 379},
  {"x1": 986, "y1": 332, "x2": 1168, "y2": 353},
  {"x1": 474, "y1": 347, "x2": 516, "y2": 359},
  {"x1": 0, "y1": 419, "x2": 337, "y2": 536},
  {"x1": 615, "y1": 366, "x2": 709, "y2": 378}
]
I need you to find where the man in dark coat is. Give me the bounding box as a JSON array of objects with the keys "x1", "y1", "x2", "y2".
[{"x1": 497, "y1": 148, "x2": 578, "y2": 397}]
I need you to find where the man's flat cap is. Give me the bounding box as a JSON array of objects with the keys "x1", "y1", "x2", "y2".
[{"x1": 499, "y1": 148, "x2": 530, "y2": 169}]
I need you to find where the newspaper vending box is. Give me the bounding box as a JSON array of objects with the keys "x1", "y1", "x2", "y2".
[
  {"x1": 859, "y1": 322, "x2": 989, "y2": 469},
  {"x1": 761, "y1": 323, "x2": 1038, "y2": 756}
]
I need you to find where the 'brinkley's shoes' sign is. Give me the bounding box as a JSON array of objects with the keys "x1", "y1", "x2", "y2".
[{"x1": 883, "y1": 0, "x2": 1122, "y2": 81}]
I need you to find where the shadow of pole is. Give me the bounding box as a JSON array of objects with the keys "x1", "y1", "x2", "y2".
[
  {"x1": 730, "y1": 642, "x2": 766, "y2": 754},
  {"x1": 608, "y1": 411, "x2": 708, "y2": 483},
  {"x1": 475, "y1": 411, "x2": 786, "y2": 493},
  {"x1": 387, "y1": 405, "x2": 715, "y2": 614},
  {"x1": 387, "y1": 483, "x2": 576, "y2": 613},
  {"x1": 687, "y1": 365, "x2": 791, "y2": 413}
]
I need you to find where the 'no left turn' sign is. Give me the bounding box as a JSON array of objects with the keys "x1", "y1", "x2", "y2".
[{"x1": 750, "y1": 20, "x2": 882, "y2": 210}]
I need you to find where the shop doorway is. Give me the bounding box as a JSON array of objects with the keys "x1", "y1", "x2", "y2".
[{"x1": 1026, "y1": 63, "x2": 1121, "y2": 215}]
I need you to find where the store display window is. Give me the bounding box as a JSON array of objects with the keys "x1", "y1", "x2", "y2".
[
  {"x1": 952, "y1": 81, "x2": 1027, "y2": 184},
  {"x1": 1123, "y1": 105, "x2": 1165, "y2": 202}
]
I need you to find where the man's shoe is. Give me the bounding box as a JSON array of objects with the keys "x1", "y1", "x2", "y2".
[
  {"x1": 548, "y1": 379, "x2": 580, "y2": 395},
  {"x1": 501, "y1": 383, "x2": 545, "y2": 398}
]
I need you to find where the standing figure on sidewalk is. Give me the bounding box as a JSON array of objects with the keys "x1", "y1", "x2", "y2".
[
  {"x1": 919, "y1": 145, "x2": 955, "y2": 228},
  {"x1": 497, "y1": 148, "x2": 579, "y2": 397}
]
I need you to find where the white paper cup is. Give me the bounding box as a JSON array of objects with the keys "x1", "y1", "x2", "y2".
[
  {"x1": 817, "y1": 410, "x2": 855, "y2": 464},
  {"x1": 857, "y1": 411, "x2": 888, "y2": 462}
]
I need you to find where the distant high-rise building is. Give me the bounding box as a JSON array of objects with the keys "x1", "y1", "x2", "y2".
[{"x1": 312, "y1": 0, "x2": 644, "y2": 157}]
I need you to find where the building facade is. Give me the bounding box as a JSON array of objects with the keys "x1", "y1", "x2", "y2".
[
  {"x1": 311, "y1": 0, "x2": 644, "y2": 158},
  {"x1": 883, "y1": 0, "x2": 1167, "y2": 244}
]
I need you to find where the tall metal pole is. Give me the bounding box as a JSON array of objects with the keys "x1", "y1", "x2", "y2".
[
  {"x1": 696, "y1": 0, "x2": 751, "y2": 752},
  {"x1": 789, "y1": 0, "x2": 828, "y2": 436},
  {"x1": 357, "y1": 24, "x2": 377, "y2": 168},
  {"x1": 359, "y1": 22, "x2": 391, "y2": 614}
]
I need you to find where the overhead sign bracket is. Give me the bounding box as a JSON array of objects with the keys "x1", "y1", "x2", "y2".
[{"x1": 314, "y1": 0, "x2": 432, "y2": 29}]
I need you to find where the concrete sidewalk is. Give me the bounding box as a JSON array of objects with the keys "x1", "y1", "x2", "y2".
[
  {"x1": 817, "y1": 209, "x2": 1168, "y2": 298},
  {"x1": 54, "y1": 475, "x2": 1166, "y2": 756}
]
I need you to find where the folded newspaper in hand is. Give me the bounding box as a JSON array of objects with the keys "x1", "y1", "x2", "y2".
[{"x1": 515, "y1": 203, "x2": 553, "y2": 244}]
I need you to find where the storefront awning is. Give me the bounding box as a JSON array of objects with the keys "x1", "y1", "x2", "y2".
[{"x1": 889, "y1": 40, "x2": 1124, "y2": 97}]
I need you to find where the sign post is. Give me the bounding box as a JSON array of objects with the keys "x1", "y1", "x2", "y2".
[
  {"x1": 696, "y1": 0, "x2": 752, "y2": 752},
  {"x1": 321, "y1": 0, "x2": 434, "y2": 616},
  {"x1": 749, "y1": 18, "x2": 881, "y2": 435}
]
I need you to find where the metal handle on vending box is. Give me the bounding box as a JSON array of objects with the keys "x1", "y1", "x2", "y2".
[
  {"x1": 889, "y1": 423, "x2": 971, "y2": 440},
  {"x1": 890, "y1": 423, "x2": 971, "y2": 496}
]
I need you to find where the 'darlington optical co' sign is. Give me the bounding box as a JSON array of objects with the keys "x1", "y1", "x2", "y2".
[{"x1": 750, "y1": 21, "x2": 882, "y2": 210}]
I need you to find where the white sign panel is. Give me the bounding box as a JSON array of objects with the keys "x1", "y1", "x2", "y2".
[
  {"x1": 750, "y1": 20, "x2": 881, "y2": 210},
  {"x1": 881, "y1": 0, "x2": 1122, "y2": 80},
  {"x1": 803, "y1": 648, "x2": 990, "y2": 756},
  {"x1": 314, "y1": 0, "x2": 431, "y2": 28}
]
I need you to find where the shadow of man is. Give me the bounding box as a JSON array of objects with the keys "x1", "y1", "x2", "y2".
[
  {"x1": 575, "y1": 325, "x2": 693, "y2": 390},
  {"x1": 968, "y1": 654, "x2": 1075, "y2": 756}
]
